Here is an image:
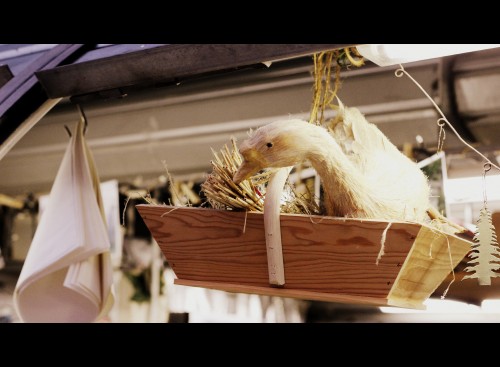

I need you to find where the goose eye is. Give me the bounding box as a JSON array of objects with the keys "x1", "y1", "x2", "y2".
[{"x1": 266, "y1": 142, "x2": 273, "y2": 148}]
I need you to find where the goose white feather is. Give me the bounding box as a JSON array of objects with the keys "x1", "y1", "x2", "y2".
[{"x1": 233, "y1": 105, "x2": 430, "y2": 222}]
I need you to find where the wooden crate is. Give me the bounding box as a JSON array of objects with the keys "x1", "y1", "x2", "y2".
[{"x1": 137, "y1": 204, "x2": 472, "y2": 309}]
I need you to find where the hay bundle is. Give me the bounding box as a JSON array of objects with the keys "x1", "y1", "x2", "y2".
[
  {"x1": 201, "y1": 138, "x2": 266, "y2": 211},
  {"x1": 201, "y1": 48, "x2": 363, "y2": 215},
  {"x1": 201, "y1": 138, "x2": 320, "y2": 215}
]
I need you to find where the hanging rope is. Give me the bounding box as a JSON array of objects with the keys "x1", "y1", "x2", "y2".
[
  {"x1": 309, "y1": 47, "x2": 365, "y2": 127},
  {"x1": 309, "y1": 51, "x2": 339, "y2": 125}
]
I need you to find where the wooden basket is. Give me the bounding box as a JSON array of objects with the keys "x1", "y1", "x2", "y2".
[{"x1": 137, "y1": 204, "x2": 472, "y2": 309}]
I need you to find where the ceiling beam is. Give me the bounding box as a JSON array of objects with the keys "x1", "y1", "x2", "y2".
[
  {"x1": 0, "y1": 44, "x2": 95, "y2": 156},
  {"x1": 36, "y1": 44, "x2": 351, "y2": 100},
  {"x1": 439, "y1": 56, "x2": 476, "y2": 143},
  {"x1": 0, "y1": 65, "x2": 13, "y2": 88}
]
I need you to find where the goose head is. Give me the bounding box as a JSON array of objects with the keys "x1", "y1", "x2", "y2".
[{"x1": 233, "y1": 119, "x2": 319, "y2": 184}]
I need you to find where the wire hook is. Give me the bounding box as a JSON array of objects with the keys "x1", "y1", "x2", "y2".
[
  {"x1": 483, "y1": 162, "x2": 492, "y2": 206},
  {"x1": 63, "y1": 125, "x2": 72, "y2": 138},
  {"x1": 76, "y1": 104, "x2": 88, "y2": 135}
]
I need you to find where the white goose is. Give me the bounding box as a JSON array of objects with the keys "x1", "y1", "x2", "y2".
[{"x1": 233, "y1": 104, "x2": 431, "y2": 223}]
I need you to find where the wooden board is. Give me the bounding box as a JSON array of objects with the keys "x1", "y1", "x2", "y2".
[
  {"x1": 174, "y1": 279, "x2": 404, "y2": 308},
  {"x1": 0, "y1": 65, "x2": 13, "y2": 89},
  {"x1": 137, "y1": 204, "x2": 472, "y2": 309},
  {"x1": 389, "y1": 226, "x2": 472, "y2": 308},
  {"x1": 36, "y1": 44, "x2": 350, "y2": 98}
]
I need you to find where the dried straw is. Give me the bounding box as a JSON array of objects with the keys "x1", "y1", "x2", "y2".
[
  {"x1": 201, "y1": 47, "x2": 364, "y2": 214},
  {"x1": 309, "y1": 47, "x2": 364, "y2": 129},
  {"x1": 201, "y1": 138, "x2": 321, "y2": 214},
  {"x1": 201, "y1": 138, "x2": 266, "y2": 211}
]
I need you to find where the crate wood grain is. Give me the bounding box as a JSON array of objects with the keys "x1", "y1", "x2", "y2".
[{"x1": 137, "y1": 205, "x2": 472, "y2": 309}]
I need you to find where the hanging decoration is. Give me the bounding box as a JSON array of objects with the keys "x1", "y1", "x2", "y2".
[
  {"x1": 463, "y1": 164, "x2": 500, "y2": 285},
  {"x1": 464, "y1": 207, "x2": 500, "y2": 285},
  {"x1": 395, "y1": 64, "x2": 500, "y2": 286}
]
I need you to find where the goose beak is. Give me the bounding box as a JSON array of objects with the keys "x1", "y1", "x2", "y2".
[{"x1": 233, "y1": 161, "x2": 262, "y2": 184}]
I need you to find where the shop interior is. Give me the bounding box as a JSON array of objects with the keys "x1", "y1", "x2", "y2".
[{"x1": 1, "y1": 44, "x2": 500, "y2": 322}]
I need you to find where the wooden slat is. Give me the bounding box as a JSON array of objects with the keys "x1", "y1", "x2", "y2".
[
  {"x1": 137, "y1": 205, "x2": 417, "y2": 298},
  {"x1": 137, "y1": 205, "x2": 472, "y2": 308},
  {"x1": 36, "y1": 44, "x2": 351, "y2": 98},
  {"x1": 174, "y1": 279, "x2": 409, "y2": 308},
  {"x1": 0, "y1": 98, "x2": 62, "y2": 161},
  {"x1": 388, "y1": 225, "x2": 471, "y2": 308},
  {"x1": 0, "y1": 65, "x2": 13, "y2": 88}
]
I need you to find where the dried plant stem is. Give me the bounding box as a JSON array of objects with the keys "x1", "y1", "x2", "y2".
[
  {"x1": 310, "y1": 51, "x2": 341, "y2": 126},
  {"x1": 344, "y1": 47, "x2": 365, "y2": 67},
  {"x1": 202, "y1": 138, "x2": 265, "y2": 211},
  {"x1": 162, "y1": 160, "x2": 184, "y2": 206}
]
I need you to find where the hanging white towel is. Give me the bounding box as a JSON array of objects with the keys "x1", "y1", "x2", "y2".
[{"x1": 14, "y1": 118, "x2": 114, "y2": 322}]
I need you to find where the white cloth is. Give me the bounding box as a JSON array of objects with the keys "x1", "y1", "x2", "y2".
[{"x1": 14, "y1": 119, "x2": 114, "y2": 322}]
